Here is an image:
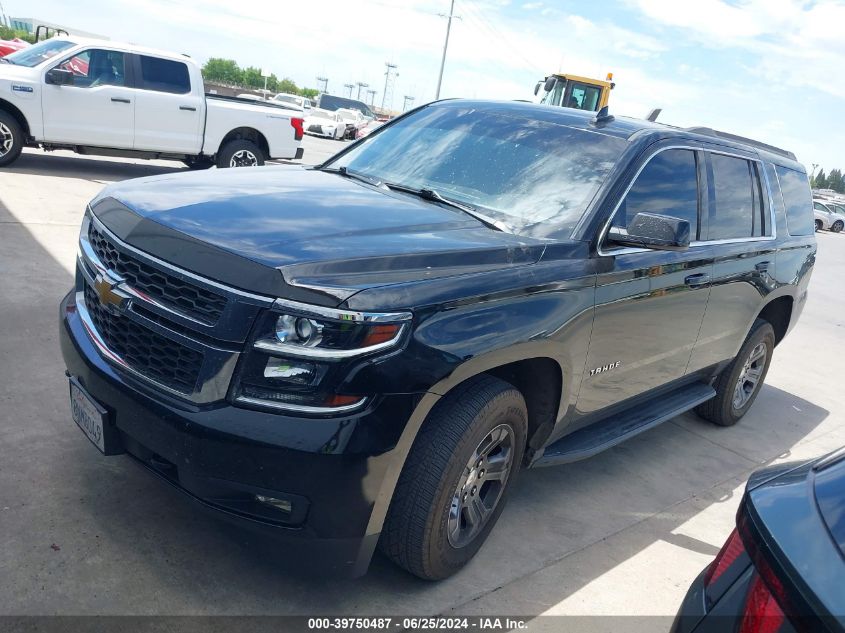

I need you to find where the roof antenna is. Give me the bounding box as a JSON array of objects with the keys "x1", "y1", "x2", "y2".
[
  {"x1": 591, "y1": 105, "x2": 614, "y2": 126},
  {"x1": 645, "y1": 108, "x2": 661, "y2": 122}
]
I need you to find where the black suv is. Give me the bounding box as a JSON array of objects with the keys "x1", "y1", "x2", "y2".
[{"x1": 60, "y1": 100, "x2": 816, "y2": 580}]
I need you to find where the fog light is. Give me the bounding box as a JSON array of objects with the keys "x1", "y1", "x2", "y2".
[
  {"x1": 263, "y1": 357, "x2": 317, "y2": 383},
  {"x1": 255, "y1": 494, "x2": 292, "y2": 513}
]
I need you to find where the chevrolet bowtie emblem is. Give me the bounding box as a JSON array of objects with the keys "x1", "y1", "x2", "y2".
[{"x1": 93, "y1": 274, "x2": 129, "y2": 313}]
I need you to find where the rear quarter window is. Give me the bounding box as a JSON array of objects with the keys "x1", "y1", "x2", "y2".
[
  {"x1": 776, "y1": 166, "x2": 814, "y2": 236},
  {"x1": 139, "y1": 55, "x2": 191, "y2": 94}
]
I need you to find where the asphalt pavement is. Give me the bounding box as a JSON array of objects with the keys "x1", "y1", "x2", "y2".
[{"x1": 0, "y1": 137, "x2": 843, "y2": 619}]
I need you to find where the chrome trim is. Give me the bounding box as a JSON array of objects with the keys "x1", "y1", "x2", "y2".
[
  {"x1": 234, "y1": 395, "x2": 367, "y2": 415},
  {"x1": 271, "y1": 298, "x2": 412, "y2": 323},
  {"x1": 596, "y1": 145, "x2": 777, "y2": 257},
  {"x1": 253, "y1": 322, "x2": 407, "y2": 361},
  {"x1": 75, "y1": 290, "x2": 199, "y2": 400}
]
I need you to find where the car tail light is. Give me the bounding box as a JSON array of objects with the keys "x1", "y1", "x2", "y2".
[
  {"x1": 291, "y1": 117, "x2": 304, "y2": 141},
  {"x1": 704, "y1": 527, "x2": 746, "y2": 587},
  {"x1": 739, "y1": 574, "x2": 786, "y2": 633}
]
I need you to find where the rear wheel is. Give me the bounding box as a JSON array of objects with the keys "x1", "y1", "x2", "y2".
[
  {"x1": 833, "y1": 220, "x2": 843, "y2": 233},
  {"x1": 696, "y1": 319, "x2": 775, "y2": 426},
  {"x1": 380, "y1": 375, "x2": 527, "y2": 580},
  {"x1": 216, "y1": 140, "x2": 265, "y2": 168},
  {"x1": 0, "y1": 111, "x2": 24, "y2": 167}
]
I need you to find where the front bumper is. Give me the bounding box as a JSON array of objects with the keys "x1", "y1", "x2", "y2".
[{"x1": 60, "y1": 289, "x2": 417, "y2": 577}]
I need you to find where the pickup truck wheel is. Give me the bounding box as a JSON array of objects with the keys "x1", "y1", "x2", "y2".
[
  {"x1": 696, "y1": 319, "x2": 775, "y2": 427},
  {"x1": 833, "y1": 220, "x2": 844, "y2": 233},
  {"x1": 380, "y1": 375, "x2": 527, "y2": 580},
  {"x1": 0, "y1": 112, "x2": 24, "y2": 167},
  {"x1": 216, "y1": 140, "x2": 265, "y2": 168}
]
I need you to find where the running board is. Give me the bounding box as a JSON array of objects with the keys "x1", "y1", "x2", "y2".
[{"x1": 532, "y1": 383, "x2": 716, "y2": 467}]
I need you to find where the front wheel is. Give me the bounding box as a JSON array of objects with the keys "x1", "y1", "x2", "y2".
[
  {"x1": 0, "y1": 110, "x2": 24, "y2": 167},
  {"x1": 833, "y1": 220, "x2": 844, "y2": 233},
  {"x1": 216, "y1": 140, "x2": 265, "y2": 168},
  {"x1": 696, "y1": 319, "x2": 775, "y2": 426},
  {"x1": 380, "y1": 375, "x2": 527, "y2": 580}
]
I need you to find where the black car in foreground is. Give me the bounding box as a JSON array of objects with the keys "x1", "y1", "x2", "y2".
[
  {"x1": 60, "y1": 100, "x2": 816, "y2": 579},
  {"x1": 672, "y1": 448, "x2": 845, "y2": 633}
]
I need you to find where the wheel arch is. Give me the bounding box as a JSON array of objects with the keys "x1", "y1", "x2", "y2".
[
  {"x1": 217, "y1": 126, "x2": 269, "y2": 158},
  {"x1": 756, "y1": 294, "x2": 794, "y2": 345},
  {"x1": 0, "y1": 99, "x2": 32, "y2": 137},
  {"x1": 358, "y1": 349, "x2": 566, "y2": 569}
]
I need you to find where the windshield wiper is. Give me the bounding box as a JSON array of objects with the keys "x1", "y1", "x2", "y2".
[
  {"x1": 386, "y1": 183, "x2": 510, "y2": 232},
  {"x1": 322, "y1": 165, "x2": 386, "y2": 189}
]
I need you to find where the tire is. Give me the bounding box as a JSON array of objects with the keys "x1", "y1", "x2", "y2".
[
  {"x1": 183, "y1": 157, "x2": 214, "y2": 170},
  {"x1": 216, "y1": 140, "x2": 265, "y2": 168},
  {"x1": 696, "y1": 319, "x2": 775, "y2": 427},
  {"x1": 833, "y1": 220, "x2": 844, "y2": 233},
  {"x1": 815, "y1": 219, "x2": 823, "y2": 232},
  {"x1": 380, "y1": 375, "x2": 527, "y2": 580},
  {"x1": 0, "y1": 110, "x2": 24, "y2": 167}
]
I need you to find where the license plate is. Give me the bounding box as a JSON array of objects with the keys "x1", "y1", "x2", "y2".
[{"x1": 70, "y1": 378, "x2": 108, "y2": 453}]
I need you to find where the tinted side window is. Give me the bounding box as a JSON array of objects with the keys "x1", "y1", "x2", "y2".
[
  {"x1": 612, "y1": 149, "x2": 699, "y2": 234},
  {"x1": 708, "y1": 154, "x2": 766, "y2": 240},
  {"x1": 139, "y1": 56, "x2": 190, "y2": 94}
]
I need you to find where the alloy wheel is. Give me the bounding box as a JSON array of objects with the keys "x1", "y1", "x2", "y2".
[
  {"x1": 733, "y1": 342, "x2": 767, "y2": 410},
  {"x1": 447, "y1": 423, "x2": 515, "y2": 548},
  {"x1": 0, "y1": 122, "x2": 14, "y2": 158},
  {"x1": 229, "y1": 149, "x2": 259, "y2": 167}
]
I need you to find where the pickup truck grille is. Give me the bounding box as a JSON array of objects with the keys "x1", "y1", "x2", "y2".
[
  {"x1": 88, "y1": 223, "x2": 227, "y2": 325},
  {"x1": 83, "y1": 282, "x2": 204, "y2": 394}
]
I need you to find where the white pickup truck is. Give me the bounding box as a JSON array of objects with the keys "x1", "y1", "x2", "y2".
[{"x1": 0, "y1": 37, "x2": 304, "y2": 168}]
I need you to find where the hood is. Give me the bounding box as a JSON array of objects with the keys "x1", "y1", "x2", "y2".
[{"x1": 92, "y1": 166, "x2": 545, "y2": 304}]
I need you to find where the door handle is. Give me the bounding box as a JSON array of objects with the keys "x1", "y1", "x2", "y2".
[
  {"x1": 110, "y1": 97, "x2": 131, "y2": 103},
  {"x1": 755, "y1": 261, "x2": 771, "y2": 273},
  {"x1": 684, "y1": 273, "x2": 711, "y2": 288},
  {"x1": 179, "y1": 105, "x2": 197, "y2": 111}
]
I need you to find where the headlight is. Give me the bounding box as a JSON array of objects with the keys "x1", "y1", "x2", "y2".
[{"x1": 231, "y1": 298, "x2": 412, "y2": 414}]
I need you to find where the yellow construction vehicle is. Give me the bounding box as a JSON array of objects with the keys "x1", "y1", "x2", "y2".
[{"x1": 533, "y1": 72, "x2": 615, "y2": 112}]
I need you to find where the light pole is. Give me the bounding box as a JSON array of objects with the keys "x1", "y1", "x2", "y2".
[
  {"x1": 402, "y1": 95, "x2": 415, "y2": 111},
  {"x1": 436, "y1": 0, "x2": 457, "y2": 99},
  {"x1": 367, "y1": 89, "x2": 377, "y2": 105},
  {"x1": 381, "y1": 63, "x2": 398, "y2": 110},
  {"x1": 316, "y1": 76, "x2": 328, "y2": 93},
  {"x1": 344, "y1": 83, "x2": 355, "y2": 97},
  {"x1": 356, "y1": 82, "x2": 369, "y2": 100}
]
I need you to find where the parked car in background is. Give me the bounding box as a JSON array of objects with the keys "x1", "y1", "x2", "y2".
[
  {"x1": 0, "y1": 37, "x2": 29, "y2": 57},
  {"x1": 273, "y1": 92, "x2": 311, "y2": 112},
  {"x1": 317, "y1": 93, "x2": 376, "y2": 120},
  {"x1": 236, "y1": 93, "x2": 266, "y2": 102},
  {"x1": 672, "y1": 448, "x2": 845, "y2": 633},
  {"x1": 814, "y1": 200, "x2": 842, "y2": 232},
  {"x1": 336, "y1": 107, "x2": 369, "y2": 139},
  {"x1": 303, "y1": 107, "x2": 345, "y2": 139},
  {"x1": 0, "y1": 37, "x2": 303, "y2": 168},
  {"x1": 59, "y1": 101, "x2": 815, "y2": 581},
  {"x1": 355, "y1": 118, "x2": 384, "y2": 139}
]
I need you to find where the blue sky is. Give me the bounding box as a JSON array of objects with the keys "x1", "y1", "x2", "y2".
[{"x1": 12, "y1": 0, "x2": 845, "y2": 171}]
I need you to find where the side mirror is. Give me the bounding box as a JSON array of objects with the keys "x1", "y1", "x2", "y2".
[
  {"x1": 45, "y1": 68, "x2": 74, "y2": 86},
  {"x1": 607, "y1": 212, "x2": 690, "y2": 251},
  {"x1": 543, "y1": 76, "x2": 557, "y2": 92},
  {"x1": 533, "y1": 81, "x2": 541, "y2": 96}
]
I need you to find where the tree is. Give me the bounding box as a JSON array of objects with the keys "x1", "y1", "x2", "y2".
[
  {"x1": 276, "y1": 78, "x2": 299, "y2": 94},
  {"x1": 241, "y1": 66, "x2": 264, "y2": 89},
  {"x1": 0, "y1": 25, "x2": 35, "y2": 43},
  {"x1": 201, "y1": 58, "x2": 241, "y2": 84},
  {"x1": 299, "y1": 87, "x2": 319, "y2": 99},
  {"x1": 815, "y1": 169, "x2": 827, "y2": 189},
  {"x1": 829, "y1": 169, "x2": 844, "y2": 194}
]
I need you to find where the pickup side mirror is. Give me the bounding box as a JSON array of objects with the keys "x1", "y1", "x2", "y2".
[
  {"x1": 543, "y1": 76, "x2": 557, "y2": 92},
  {"x1": 607, "y1": 212, "x2": 690, "y2": 251},
  {"x1": 45, "y1": 68, "x2": 75, "y2": 86},
  {"x1": 534, "y1": 81, "x2": 541, "y2": 96}
]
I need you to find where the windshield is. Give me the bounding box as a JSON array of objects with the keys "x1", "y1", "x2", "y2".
[
  {"x1": 319, "y1": 94, "x2": 375, "y2": 118},
  {"x1": 327, "y1": 103, "x2": 626, "y2": 236},
  {"x1": 5, "y1": 39, "x2": 75, "y2": 67},
  {"x1": 275, "y1": 94, "x2": 299, "y2": 105}
]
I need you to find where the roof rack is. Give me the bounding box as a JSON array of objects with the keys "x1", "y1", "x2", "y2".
[{"x1": 684, "y1": 127, "x2": 796, "y2": 161}]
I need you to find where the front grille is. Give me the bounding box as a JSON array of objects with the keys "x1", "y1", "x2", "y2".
[
  {"x1": 84, "y1": 283, "x2": 204, "y2": 394},
  {"x1": 88, "y1": 223, "x2": 227, "y2": 325},
  {"x1": 308, "y1": 125, "x2": 323, "y2": 132}
]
